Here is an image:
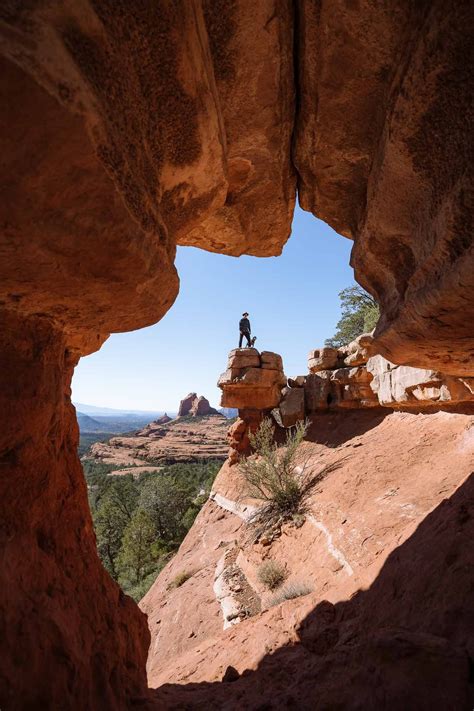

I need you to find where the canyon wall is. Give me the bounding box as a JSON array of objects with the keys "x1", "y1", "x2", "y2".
[{"x1": 0, "y1": 0, "x2": 473, "y2": 707}]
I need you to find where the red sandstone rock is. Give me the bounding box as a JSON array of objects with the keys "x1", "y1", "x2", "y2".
[
  {"x1": 90, "y1": 416, "x2": 228, "y2": 466},
  {"x1": 367, "y1": 356, "x2": 474, "y2": 407},
  {"x1": 279, "y1": 386, "x2": 305, "y2": 428},
  {"x1": 177, "y1": 393, "x2": 218, "y2": 417},
  {"x1": 0, "y1": 3, "x2": 473, "y2": 707},
  {"x1": 0, "y1": 313, "x2": 149, "y2": 709},
  {"x1": 308, "y1": 347, "x2": 341, "y2": 373},
  {"x1": 294, "y1": 1, "x2": 474, "y2": 374},
  {"x1": 181, "y1": 0, "x2": 296, "y2": 257},
  {"x1": 145, "y1": 408, "x2": 474, "y2": 708},
  {"x1": 219, "y1": 349, "x2": 286, "y2": 411}
]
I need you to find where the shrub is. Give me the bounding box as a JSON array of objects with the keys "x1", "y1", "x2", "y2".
[
  {"x1": 239, "y1": 419, "x2": 341, "y2": 528},
  {"x1": 269, "y1": 582, "x2": 313, "y2": 607},
  {"x1": 124, "y1": 565, "x2": 165, "y2": 603},
  {"x1": 167, "y1": 570, "x2": 195, "y2": 590},
  {"x1": 257, "y1": 560, "x2": 287, "y2": 590}
]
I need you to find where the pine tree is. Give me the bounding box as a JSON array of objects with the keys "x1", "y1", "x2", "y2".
[
  {"x1": 118, "y1": 509, "x2": 156, "y2": 584},
  {"x1": 325, "y1": 285, "x2": 379, "y2": 347}
]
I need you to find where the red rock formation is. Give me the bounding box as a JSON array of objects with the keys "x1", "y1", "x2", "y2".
[
  {"x1": 0, "y1": 312, "x2": 149, "y2": 709},
  {"x1": 143, "y1": 408, "x2": 474, "y2": 708},
  {"x1": 218, "y1": 349, "x2": 286, "y2": 410},
  {"x1": 156, "y1": 413, "x2": 172, "y2": 425},
  {"x1": 177, "y1": 393, "x2": 219, "y2": 417},
  {"x1": 0, "y1": 2, "x2": 473, "y2": 706},
  {"x1": 294, "y1": 1, "x2": 474, "y2": 374},
  {"x1": 182, "y1": 0, "x2": 296, "y2": 256},
  {"x1": 90, "y1": 415, "x2": 228, "y2": 466}
]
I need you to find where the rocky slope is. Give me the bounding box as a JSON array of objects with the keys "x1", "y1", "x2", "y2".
[
  {"x1": 1, "y1": 2, "x2": 473, "y2": 707},
  {"x1": 143, "y1": 407, "x2": 474, "y2": 708},
  {"x1": 139, "y1": 347, "x2": 474, "y2": 707}
]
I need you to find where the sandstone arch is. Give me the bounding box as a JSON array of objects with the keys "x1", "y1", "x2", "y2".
[{"x1": 0, "y1": 1, "x2": 472, "y2": 706}]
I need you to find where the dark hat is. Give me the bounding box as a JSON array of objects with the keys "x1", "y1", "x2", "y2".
[{"x1": 242, "y1": 312, "x2": 249, "y2": 317}]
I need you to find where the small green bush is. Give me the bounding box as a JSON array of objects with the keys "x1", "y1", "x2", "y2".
[
  {"x1": 239, "y1": 419, "x2": 342, "y2": 529},
  {"x1": 257, "y1": 560, "x2": 287, "y2": 590},
  {"x1": 167, "y1": 570, "x2": 195, "y2": 590},
  {"x1": 269, "y1": 582, "x2": 313, "y2": 607}
]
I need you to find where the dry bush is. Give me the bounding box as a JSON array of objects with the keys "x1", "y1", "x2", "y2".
[
  {"x1": 239, "y1": 418, "x2": 343, "y2": 530},
  {"x1": 269, "y1": 582, "x2": 313, "y2": 607},
  {"x1": 167, "y1": 570, "x2": 195, "y2": 590},
  {"x1": 257, "y1": 560, "x2": 287, "y2": 590}
]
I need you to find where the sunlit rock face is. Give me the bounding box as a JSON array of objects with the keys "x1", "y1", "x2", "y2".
[{"x1": 218, "y1": 349, "x2": 286, "y2": 410}]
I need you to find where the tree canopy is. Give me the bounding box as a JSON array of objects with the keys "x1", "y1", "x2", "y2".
[
  {"x1": 325, "y1": 285, "x2": 379, "y2": 348},
  {"x1": 84, "y1": 459, "x2": 221, "y2": 601}
]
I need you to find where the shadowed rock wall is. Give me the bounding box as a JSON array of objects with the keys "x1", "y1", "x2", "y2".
[{"x1": 0, "y1": 312, "x2": 149, "y2": 709}]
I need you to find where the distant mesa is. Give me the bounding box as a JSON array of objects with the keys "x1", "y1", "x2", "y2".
[
  {"x1": 177, "y1": 393, "x2": 220, "y2": 418},
  {"x1": 155, "y1": 413, "x2": 172, "y2": 425}
]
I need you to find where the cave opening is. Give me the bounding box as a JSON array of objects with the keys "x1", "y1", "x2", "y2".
[{"x1": 72, "y1": 204, "x2": 354, "y2": 603}]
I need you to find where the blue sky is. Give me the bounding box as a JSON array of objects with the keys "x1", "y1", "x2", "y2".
[{"x1": 72, "y1": 205, "x2": 354, "y2": 411}]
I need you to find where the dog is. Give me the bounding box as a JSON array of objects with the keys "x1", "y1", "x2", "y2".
[{"x1": 247, "y1": 336, "x2": 257, "y2": 348}]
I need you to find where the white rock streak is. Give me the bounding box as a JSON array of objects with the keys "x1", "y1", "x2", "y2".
[
  {"x1": 307, "y1": 514, "x2": 354, "y2": 576},
  {"x1": 213, "y1": 553, "x2": 241, "y2": 630},
  {"x1": 209, "y1": 491, "x2": 258, "y2": 522}
]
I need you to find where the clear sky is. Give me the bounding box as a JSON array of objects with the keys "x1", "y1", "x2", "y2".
[{"x1": 72, "y1": 205, "x2": 355, "y2": 412}]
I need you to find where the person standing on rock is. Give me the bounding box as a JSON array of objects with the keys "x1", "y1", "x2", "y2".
[{"x1": 239, "y1": 312, "x2": 252, "y2": 348}]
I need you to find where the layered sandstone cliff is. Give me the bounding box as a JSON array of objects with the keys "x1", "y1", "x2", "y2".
[
  {"x1": 218, "y1": 346, "x2": 474, "y2": 465},
  {"x1": 89, "y1": 413, "x2": 229, "y2": 466}
]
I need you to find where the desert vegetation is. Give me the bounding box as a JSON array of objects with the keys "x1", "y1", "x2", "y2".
[
  {"x1": 84, "y1": 459, "x2": 220, "y2": 600},
  {"x1": 325, "y1": 285, "x2": 379, "y2": 348},
  {"x1": 239, "y1": 419, "x2": 341, "y2": 530},
  {"x1": 167, "y1": 570, "x2": 196, "y2": 590},
  {"x1": 269, "y1": 583, "x2": 314, "y2": 607},
  {"x1": 257, "y1": 560, "x2": 287, "y2": 591}
]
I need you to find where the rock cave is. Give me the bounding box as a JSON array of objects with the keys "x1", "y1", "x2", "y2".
[{"x1": 0, "y1": 2, "x2": 473, "y2": 709}]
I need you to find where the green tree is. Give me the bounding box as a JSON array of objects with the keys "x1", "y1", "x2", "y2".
[
  {"x1": 118, "y1": 509, "x2": 157, "y2": 584},
  {"x1": 325, "y1": 285, "x2": 379, "y2": 348},
  {"x1": 91, "y1": 475, "x2": 140, "y2": 578},
  {"x1": 138, "y1": 476, "x2": 193, "y2": 544},
  {"x1": 98, "y1": 475, "x2": 139, "y2": 520},
  {"x1": 93, "y1": 497, "x2": 128, "y2": 577}
]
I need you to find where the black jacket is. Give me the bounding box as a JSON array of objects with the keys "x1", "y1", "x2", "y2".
[{"x1": 239, "y1": 317, "x2": 251, "y2": 333}]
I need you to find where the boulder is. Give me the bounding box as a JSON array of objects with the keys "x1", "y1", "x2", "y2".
[
  {"x1": 330, "y1": 366, "x2": 373, "y2": 385},
  {"x1": 219, "y1": 349, "x2": 285, "y2": 411},
  {"x1": 261, "y1": 351, "x2": 283, "y2": 370},
  {"x1": 367, "y1": 356, "x2": 474, "y2": 406},
  {"x1": 279, "y1": 387, "x2": 305, "y2": 428},
  {"x1": 304, "y1": 374, "x2": 333, "y2": 412},
  {"x1": 341, "y1": 333, "x2": 376, "y2": 367},
  {"x1": 220, "y1": 384, "x2": 283, "y2": 411},
  {"x1": 228, "y1": 348, "x2": 261, "y2": 369},
  {"x1": 308, "y1": 347, "x2": 341, "y2": 373},
  {"x1": 288, "y1": 375, "x2": 306, "y2": 388}
]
